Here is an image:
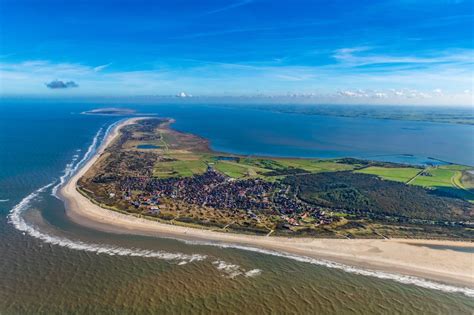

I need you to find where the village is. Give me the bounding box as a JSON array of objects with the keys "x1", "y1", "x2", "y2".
[{"x1": 115, "y1": 166, "x2": 336, "y2": 229}]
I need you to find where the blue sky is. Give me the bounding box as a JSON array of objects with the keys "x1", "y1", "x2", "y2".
[{"x1": 0, "y1": 0, "x2": 473, "y2": 105}]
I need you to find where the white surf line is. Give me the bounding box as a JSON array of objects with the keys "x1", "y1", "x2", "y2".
[
  {"x1": 8, "y1": 119, "x2": 209, "y2": 264},
  {"x1": 212, "y1": 260, "x2": 262, "y2": 278},
  {"x1": 8, "y1": 183, "x2": 206, "y2": 264},
  {"x1": 12, "y1": 119, "x2": 260, "y2": 277},
  {"x1": 51, "y1": 127, "x2": 103, "y2": 198},
  {"x1": 45, "y1": 118, "x2": 472, "y2": 288},
  {"x1": 51, "y1": 118, "x2": 126, "y2": 199},
  {"x1": 185, "y1": 240, "x2": 474, "y2": 298}
]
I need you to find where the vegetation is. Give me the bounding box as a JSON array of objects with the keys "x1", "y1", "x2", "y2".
[
  {"x1": 283, "y1": 171, "x2": 472, "y2": 222},
  {"x1": 79, "y1": 117, "x2": 474, "y2": 239},
  {"x1": 356, "y1": 166, "x2": 421, "y2": 183}
]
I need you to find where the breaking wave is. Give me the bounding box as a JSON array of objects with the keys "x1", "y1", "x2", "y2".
[
  {"x1": 186, "y1": 240, "x2": 474, "y2": 297},
  {"x1": 8, "y1": 183, "x2": 206, "y2": 263},
  {"x1": 8, "y1": 118, "x2": 208, "y2": 264},
  {"x1": 51, "y1": 118, "x2": 125, "y2": 198},
  {"x1": 51, "y1": 127, "x2": 103, "y2": 198},
  {"x1": 212, "y1": 260, "x2": 262, "y2": 278}
]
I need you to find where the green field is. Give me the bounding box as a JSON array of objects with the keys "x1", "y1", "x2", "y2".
[
  {"x1": 153, "y1": 153, "x2": 357, "y2": 180},
  {"x1": 237, "y1": 157, "x2": 356, "y2": 173},
  {"x1": 153, "y1": 159, "x2": 207, "y2": 178},
  {"x1": 411, "y1": 167, "x2": 458, "y2": 188},
  {"x1": 355, "y1": 164, "x2": 474, "y2": 202},
  {"x1": 213, "y1": 160, "x2": 268, "y2": 178},
  {"x1": 355, "y1": 166, "x2": 421, "y2": 183}
]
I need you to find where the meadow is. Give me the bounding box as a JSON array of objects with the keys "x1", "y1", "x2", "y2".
[{"x1": 151, "y1": 132, "x2": 473, "y2": 202}]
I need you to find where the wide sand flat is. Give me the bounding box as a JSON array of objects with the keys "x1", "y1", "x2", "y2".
[{"x1": 60, "y1": 117, "x2": 474, "y2": 288}]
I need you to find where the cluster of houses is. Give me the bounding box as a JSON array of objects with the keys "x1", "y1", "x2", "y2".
[{"x1": 116, "y1": 168, "x2": 335, "y2": 227}]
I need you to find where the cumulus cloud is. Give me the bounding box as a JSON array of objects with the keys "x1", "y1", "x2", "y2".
[
  {"x1": 1, "y1": 58, "x2": 472, "y2": 105},
  {"x1": 337, "y1": 89, "x2": 370, "y2": 97},
  {"x1": 177, "y1": 91, "x2": 192, "y2": 98},
  {"x1": 337, "y1": 89, "x2": 435, "y2": 99},
  {"x1": 45, "y1": 80, "x2": 79, "y2": 89}
]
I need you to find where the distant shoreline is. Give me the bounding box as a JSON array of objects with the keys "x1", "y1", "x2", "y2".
[
  {"x1": 59, "y1": 117, "x2": 474, "y2": 289},
  {"x1": 81, "y1": 107, "x2": 136, "y2": 116}
]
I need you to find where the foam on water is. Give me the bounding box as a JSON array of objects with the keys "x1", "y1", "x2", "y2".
[
  {"x1": 187, "y1": 240, "x2": 474, "y2": 297},
  {"x1": 9, "y1": 118, "x2": 209, "y2": 264},
  {"x1": 8, "y1": 183, "x2": 206, "y2": 263},
  {"x1": 51, "y1": 127, "x2": 103, "y2": 198},
  {"x1": 211, "y1": 260, "x2": 262, "y2": 278},
  {"x1": 51, "y1": 118, "x2": 125, "y2": 199}
]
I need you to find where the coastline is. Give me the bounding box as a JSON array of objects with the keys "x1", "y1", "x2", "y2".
[{"x1": 60, "y1": 117, "x2": 474, "y2": 289}]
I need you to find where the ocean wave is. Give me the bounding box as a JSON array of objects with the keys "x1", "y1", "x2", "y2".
[
  {"x1": 50, "y1": 118, "x2": 126, "y2": 199},
  {"x1": 187, "y1": 240, "x2": 474, "y2": 297},
  {"x1": 244, "y1": 269, "x2": 262, "y2": 277},
  {"x1": 51, "y1": 127, "x2": 103, "y2": 198},
  {"x1": 0, "y1": 199, "x2": 9, "y2": 202},
  {"x1": 9, "y1": 181, "x2": 206, "y2": 264},
  {"x1": 212, "y1": 260, "x2": 262, "y2": 278}
]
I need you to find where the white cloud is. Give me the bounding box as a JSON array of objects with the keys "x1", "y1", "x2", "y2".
[
  {"x1": 336, "y1": 88, "x2": 442, "y2": 100},
  {"x1": 333, "y1": 47, "x2": 473, "y2": 67},
  {"x1": 0, "y1": 58, "x2": 472, "y2": 106},
  {"x1": 205, "y1": 0, "x2": 253, "y2": 15},
  {"x1": 177, "y1": 91, "x2": 192, "y2": 98},
  {"x1": 93, "y1": 63, "x2": 111, "y2": 72}
]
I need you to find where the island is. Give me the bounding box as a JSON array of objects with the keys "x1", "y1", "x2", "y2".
[
  {"x1": 81, "y1": 107, "x2": 136, "y2": 116},
  {"x1": 60, "y1": 117, "x2": 474, "y2": 287},
  {"x1": 76, "y1": 117, "x2": 473, "y2": 239}
]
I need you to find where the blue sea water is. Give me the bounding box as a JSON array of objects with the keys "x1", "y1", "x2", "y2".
[
  {"x1": 0, "y1": 100, "x2": 473, "y2": 314},
  {"x1": 139, "y1": 103, "x2": 473, "y2": 166}
]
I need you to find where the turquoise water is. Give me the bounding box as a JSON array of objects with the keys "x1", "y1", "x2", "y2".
[{"x1": 0, "y1": 101, "x2": 473, "y2": 314}]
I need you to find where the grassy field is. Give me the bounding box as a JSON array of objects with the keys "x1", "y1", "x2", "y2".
[
  {"x1": 411, "y1": 168, "x2": 457, "y2": 187},
  {"x1": 355, "y1": 164, "x2": 474, "y2": 202},
  {"x1": 355, "y1": 166, "x2": 421, "y2": 183},
  {"x1": 153, "y1": 153, "x2": 359, "y2": 180},
  {"x1": 153, "y1": 151, "x2": 474, "y2": 199},
  {"x1": 153, "y1": 159, "x2": 207, "y2": 178},
  {"x1": 239, "y1": 157, "x2": 356, "y2": 173},
  {"x1": 213, "y1": 160, "x2": 267, "y2": 178}
]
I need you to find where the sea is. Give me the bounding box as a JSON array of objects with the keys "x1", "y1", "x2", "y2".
[{"x1": 0, "y1": 100, "x2": 473, "y2": 314}]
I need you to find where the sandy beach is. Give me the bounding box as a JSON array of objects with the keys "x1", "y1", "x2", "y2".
[{"x1": 60, "y1": 117, "x2": 474, "y2": 288}]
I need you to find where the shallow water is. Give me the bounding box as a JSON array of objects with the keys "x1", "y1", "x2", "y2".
[
  {"x1": 0, "y1": 101, "x2": 473, "y2": 314},
  {"x1": 137, "y1": 144, "x2": 161, "y2": 149}
]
